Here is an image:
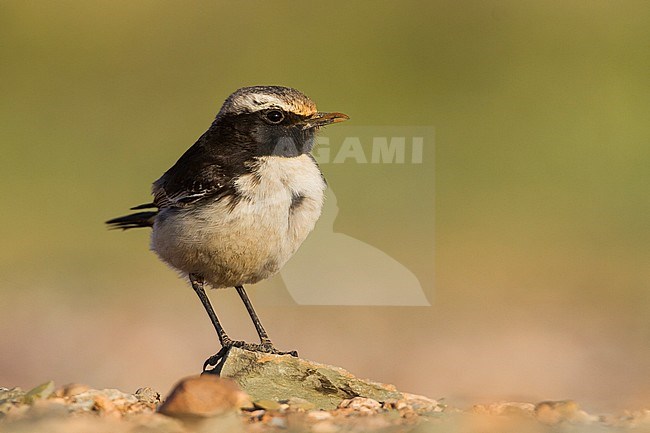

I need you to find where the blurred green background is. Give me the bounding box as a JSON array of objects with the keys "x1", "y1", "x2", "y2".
[{"x1": 1, "y1": 1, "x2": 648, "y2": 411}]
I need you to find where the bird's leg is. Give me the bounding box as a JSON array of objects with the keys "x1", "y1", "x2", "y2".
[
  {"x1": 192, "y1": 276, "x2": 298, "y2": 372},
  {"x1": 235, "y1": 285, "x2": 298, "y2": 357},
  {"x1": 189, "y1": 273, "x2": 232, "y2": 347},
  {"x1": 191, "y1": 274, "x2": 246, "y2": 372},
  {"x1": 235, "y1": 285, "x2": 271, "y2": 345}
]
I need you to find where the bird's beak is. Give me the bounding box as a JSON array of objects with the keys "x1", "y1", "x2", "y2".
[{"x1": 302, "y1": 112, "x2": 349, "y2": 130}]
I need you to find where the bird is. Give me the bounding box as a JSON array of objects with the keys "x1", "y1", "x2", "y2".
[{"x1": 106, "y1": 86, "x2": 348, "y2": 370}]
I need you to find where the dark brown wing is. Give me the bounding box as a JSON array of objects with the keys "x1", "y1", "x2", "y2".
[
  {"x1": 152, "y1": 127, "x2": 252, "y2": 209},
  {"x1": 153, "y1": 164, "x2": 232, "y2": 208}
]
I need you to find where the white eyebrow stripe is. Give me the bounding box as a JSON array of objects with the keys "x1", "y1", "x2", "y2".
[
  {"x1": 236, "y1": 93, "x2": 289, "y2": 112},
  {"x1": 223, "y1": 92, "x2": 317, "y2": 117}
]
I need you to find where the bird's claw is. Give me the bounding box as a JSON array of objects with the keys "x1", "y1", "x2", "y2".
[{"x1": 203, "y1": 340, "x2": 298, "y2": 373}]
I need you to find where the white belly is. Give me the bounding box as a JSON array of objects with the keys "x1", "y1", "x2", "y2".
[{"x1": 151, "y1": 154, "x2": 326, "y2": 288}]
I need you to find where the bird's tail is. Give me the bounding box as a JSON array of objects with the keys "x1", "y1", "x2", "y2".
[{"x1": 106, "y1": 211, "x2": 157, "y2": 230}]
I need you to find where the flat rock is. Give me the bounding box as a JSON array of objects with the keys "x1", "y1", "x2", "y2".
[{"x1": 206, "y1": 347, "x2": 403, "y2": 410}]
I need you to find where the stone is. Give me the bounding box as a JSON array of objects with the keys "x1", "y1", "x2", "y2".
[
  {"x1": 135, "y1": 387, "x2": 161, "y2": 405},
  {"x1": 67, "y1": 388, "x2": 139, "y2": 415},
  {"x1": 400, "y1": 393, "x2": 445, "y2": 414},
  {"x1": 472, "y1": 401, "x2": 536, "y2": 417},
  {"x1": 285, "y1": 397, "x2": 316, "y2": 411},
  {"x1": 92, "y1": 394, "x2": 117, "y2": 415},
  {"x1": 158, "y1": 375, "x2": 247, "y2": 418},
  {"x1": 534, "y1": 400, "x2": 596, "y2": 425},
  {"x1": 0, "y1": 387, "x2": 26, "y2": 406},
  {"x1": 252, "y1": 399, "x2": 282, "y2": 411},
  {"x1": 210, "y1": 347, "x2": 403, "y2": 410},
  {"x1": 307, "y1": 410, "x2": 333, "y2": 421},
  {"x1": 339, "y1": 397, "x2": 382, "y2": 413},
  {"x1": 247, "y1": 409, "x2": 265, "y2": 420},
  {"x1": 24, "y1": 381, "x2": 55, "y2": 403},
  {"x1": 54, "y1": 383, "x2": 90, "y2": 398}
]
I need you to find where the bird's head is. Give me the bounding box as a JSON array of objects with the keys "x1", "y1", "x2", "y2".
[{"x1": 213, "y1": 86, "x2": 348, "y2": 157}]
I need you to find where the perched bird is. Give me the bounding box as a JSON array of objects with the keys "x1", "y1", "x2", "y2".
[{"x1": 106, "y1": 86, "x2": 348, "y2": 369}]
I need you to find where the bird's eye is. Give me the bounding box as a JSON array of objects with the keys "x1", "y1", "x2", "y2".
[{"x1": 265, "y1": 110, "x2": 284, "y2": 124}]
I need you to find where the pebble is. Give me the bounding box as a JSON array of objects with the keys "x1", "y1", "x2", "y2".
[
  {"x1": 24, "y1": 381, "x2": 55, "y2": 403},
  {"x1": 158, "y1": 375, "x2": 245, "y2": 418},
  {"x1": 401, "y1": 392, "x2": 444, "y2": 414},
  {"x1": 248, "y1": 409, "x2": 265, "y2": 420},
  {"x1": 54, "y1": 383, "x2": 89, "y2": 398},
  {"x1": 472, "y1": 401, "x2": 536, "y2": 417},
  {"x1": 339, "y1": 397, "x2": 382, "y2": 412},
  {"x1": 535, "y1": 400, "x2": 596, "y2": 425},
  {"x1": 135, "y1": 387, "x2": 161, "y2": 405},
  {"x1": 92, "y1": 394, "x2": 117, "y2": 415},
  {"x1": 253, "y1": 399, "x2": 283, "y2": 411},
  {"x1": 307, "y1": 410, "x2": 333, "y2": 421},
  {"x1": 285, "y1": 397, "x2": 316, "y2": 411},
  {"x1": 0, "y1": 387, "x2": 26, "y2": 406},
  {"x1": 68, "y1": 389, "x2": 139, "y2": 414},
  {"x1": 1, "y1": 377, "x2": 647, "y2": 433}
]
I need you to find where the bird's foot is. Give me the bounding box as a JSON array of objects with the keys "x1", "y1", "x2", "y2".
[
  {"x1": 223, "y1": 337, "x2": 298, "y2": 357},
  {"x1": 202, "y1": 339, "x2": 298, "y2": 373},
  {"x1": 243, "y1": 341, "x2": 298, "y2": 357}
]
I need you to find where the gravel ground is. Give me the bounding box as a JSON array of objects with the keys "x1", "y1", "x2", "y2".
[{"x1": 1, "y1": 380, "x2": 649, "y2": 433}]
